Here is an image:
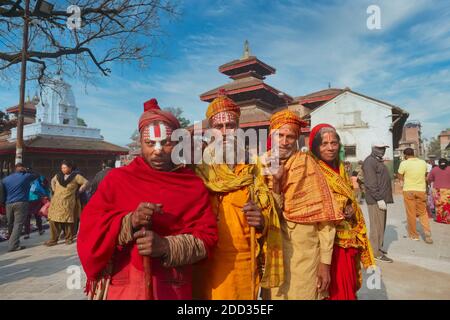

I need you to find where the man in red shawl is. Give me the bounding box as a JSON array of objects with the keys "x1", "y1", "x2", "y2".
[{"x1": 77, "y1": 99, "x2": 218, "y2": 300}]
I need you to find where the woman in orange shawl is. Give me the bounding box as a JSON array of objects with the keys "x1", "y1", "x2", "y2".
[{"x1": 309, "y1": 124, "x2": 375, "y2": 300}]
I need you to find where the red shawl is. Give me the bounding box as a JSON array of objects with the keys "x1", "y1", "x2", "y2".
[{"x1": 77, "y1": 156, "x2": 218, "y2": 298}]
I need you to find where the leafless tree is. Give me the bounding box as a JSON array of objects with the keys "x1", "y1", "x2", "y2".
[{"x1": 0, "y1": 0, "x2": 178, "y2": 86}]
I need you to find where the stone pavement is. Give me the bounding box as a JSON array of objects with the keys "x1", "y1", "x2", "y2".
[
  {"x1": 358, "y1": 195, "x2": 450, "y2": 300},
  {"x1": 0, "y1": 195, "x2": 449, "y2": 300},
  {"x1": 0, "y1": 234, "x2": 86, "y2": 300}
]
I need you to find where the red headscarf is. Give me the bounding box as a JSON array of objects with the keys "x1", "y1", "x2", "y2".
[
  {"x1": 138, "y1": 98, "x2": 181, "y2": 133},
  {"x1": 309, "y1": 123, "x2": 340, "y2": 173},
  {"x1": 309, "y1": 123, "x2": 335, "y2": 150}
]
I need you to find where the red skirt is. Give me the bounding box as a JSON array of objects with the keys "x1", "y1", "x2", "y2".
[{"x1": 328, "y1": 245, "x2": 359, "y2": 300}]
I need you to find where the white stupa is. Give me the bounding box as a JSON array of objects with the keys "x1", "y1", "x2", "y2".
[{"x1": 10, "y1": 76, "x2": 102, "y2": 141}]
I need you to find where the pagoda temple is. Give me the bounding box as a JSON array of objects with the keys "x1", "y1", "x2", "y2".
[
  {"x1": 200, "y1": 41, "x2": 294, "y2": 131},
  {"x1": 199, "y1": 42, "x2": 408, "y2": 156},
  {"x1": 5, "y1": 95, "x2": 39, "y2": 126}
]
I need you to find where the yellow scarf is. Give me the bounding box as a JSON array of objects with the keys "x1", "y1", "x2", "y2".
[
  {"x1": 195, "y1": 158, "x2": 284, "y2": 289},
  {"x1": 316, "y1": 159, "x2": 375, "y2": 269}
]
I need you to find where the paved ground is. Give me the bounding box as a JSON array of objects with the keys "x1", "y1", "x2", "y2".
[
  {"x1": 0, "y1": 195, "x2": 449, "y2": 300},
  {"x1": 358, "y1": 196, "x2": 450, "y2": 299}
]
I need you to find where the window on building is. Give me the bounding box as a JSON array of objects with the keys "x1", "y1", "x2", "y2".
[
  {"x1": 344, "y1": 145, "x2": 357, "y2": 157},
  {"x1": 341, "y1": 111, "x2": 367, "y2": 128},
  {"x1": 343, "y1": 113, "x2": 355, "y2": 126},
  {"x1": 63, "y1": 119, "x2": 69, "y2": 124},
  {"x1": 64, "y1": 107, "x2": 68, "y2": 113}
]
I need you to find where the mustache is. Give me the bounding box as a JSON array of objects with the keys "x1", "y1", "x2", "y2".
[{"x1": 151, "y1": 156, "x2": 167, "y2": 161}]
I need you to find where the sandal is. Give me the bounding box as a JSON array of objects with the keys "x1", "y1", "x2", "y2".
[{"x1": 44, "y1": 240, "x2": 57, "y2": 247}]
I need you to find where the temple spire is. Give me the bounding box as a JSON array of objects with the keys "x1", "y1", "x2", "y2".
[{"x1": 242, "y1": 40, "x2": 250, "y2": 59}]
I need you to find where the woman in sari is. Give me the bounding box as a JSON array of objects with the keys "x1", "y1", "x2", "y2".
[
  {"x1": 428, "y1": 158, "x2": 450, "y2": 224},
  {"x1": 309, "y1": 124, "x2": 375, "y2": 300}
]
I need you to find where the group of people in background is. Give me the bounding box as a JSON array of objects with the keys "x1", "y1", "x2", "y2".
[
  {"x1": 398, "y1": 148, "x2": 449, "y2": 236},
  {"x1": 0, "y1": 158, "x2": 117, "y2": 252}
]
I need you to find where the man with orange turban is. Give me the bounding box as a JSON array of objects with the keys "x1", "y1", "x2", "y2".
[
  {"x1": 265, "y1": 109, "x2": 343, "y2": 300},
  {"x1": 193, "y1": 91, "x2": 284, "y2": 300},
  {"x1": 77, "y1": 98, "x2": 218, "y2": 300}
]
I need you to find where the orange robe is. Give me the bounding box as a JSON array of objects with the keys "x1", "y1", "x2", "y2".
[
  {"x1": 194, "y1": 161, "x2": 283, "y2": 300},
  {"x1": 196, "y1": 182, "x2": 256, "y2": 299}
]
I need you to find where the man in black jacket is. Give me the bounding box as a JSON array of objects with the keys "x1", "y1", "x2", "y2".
[
  {"x1": 86, "y1": 160, "x2": 116, "y2": 198},
  {"x1": 363, "y1": 143, "x2": 394, "y2": 263}
]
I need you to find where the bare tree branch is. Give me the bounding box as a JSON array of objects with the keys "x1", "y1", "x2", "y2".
[{"x1": 0, "y1": 0, "x2": 179, "y2": 85}]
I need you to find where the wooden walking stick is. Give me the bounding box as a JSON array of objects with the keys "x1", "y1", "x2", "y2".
[
  {"x1": 250, "y1": 225, "x2": 256, "y2": 299},
  {"x1": 141, "y1": 203, "x2": 163, "y2": 300},
  {"x1": 141, "y1": 226, "x2": 153, "y2": 300},
  {"x1": 249, "y1": 186, "x2": 256, "y2": 300}
]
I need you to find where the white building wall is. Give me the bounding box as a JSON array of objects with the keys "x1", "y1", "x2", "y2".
[
  {"x1": 10, "y1": 123, "x2": 102, "y2": 140},
  {"x1": 310, "y1": 92, "x2": 394, "y2": 161}
]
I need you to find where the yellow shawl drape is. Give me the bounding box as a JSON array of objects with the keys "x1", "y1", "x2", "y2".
[
  {"x1": 195, "y1": 159, "x2": 284, "y2": 289},
  {"x1": 316, "y1": 159, "x2": 375, "y2": 269}
]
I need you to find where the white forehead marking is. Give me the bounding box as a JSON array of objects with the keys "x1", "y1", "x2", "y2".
[{"x1": 148, "y1": 123, "x2": 167, "y2": 142}]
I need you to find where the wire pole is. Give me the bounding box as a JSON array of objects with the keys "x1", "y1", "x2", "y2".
[{"x1": 16, "y1": 0, "x2": 30, "y2": 164}]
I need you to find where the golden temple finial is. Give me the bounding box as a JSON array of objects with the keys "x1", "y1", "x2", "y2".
[{"x1": 243, "y1": 40, "x2": 250, "y2": 59}]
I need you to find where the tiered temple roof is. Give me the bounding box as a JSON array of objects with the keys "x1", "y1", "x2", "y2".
[{"x1": 200, "y1": 41, "x2": 293, "y2": 128}]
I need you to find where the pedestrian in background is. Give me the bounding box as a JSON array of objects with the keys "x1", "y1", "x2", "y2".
[
  {"x1": 72, "y1": 166, "x2": 89, "y2": 239},
  {"x1": 24, "y1": 176, "x2": 50, "y2": 239},
  {"x1": 427, "y1": 158, "x2": 450, "y2": 224},
  {"x1": 344, "y1": 161, "x2": 352, "y2": 178},
  {"x1": 398, "y1": 148, "x2": 433, "y2": 244},
  {"x1": 355, "y1": 160, "x2": 365, "y2": 201},
  {"x1": 44, "y1": 160, "x2": 88, "y2": 246},
  {"x1": 85, "y1": 159, "x2": 115, "y2": 198},
  {"x1": 351, "y1": 171, "x2": 362, "y2": 204},
  {"x1": 363, "y1": 142, "x2": 394, "y2": 263},
  {"x1": 426, "y1": 159, "x2": 437, "y2": 218},
  {"x1": 2, "y1": 163, "x2": 38, "y2": 252}
]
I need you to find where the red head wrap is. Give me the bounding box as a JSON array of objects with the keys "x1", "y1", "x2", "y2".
[
  {"x1": 308, "y1": 123, "x2": 335, "y2": 150},
  {"x1": 138, "y1": 98, "x2": 181, "y2": 133}
]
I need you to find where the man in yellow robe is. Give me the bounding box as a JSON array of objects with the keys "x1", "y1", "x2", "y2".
[
  {"x1": 193, "y1": 92, "x2": 283, "y2": 300},
  {"x1": 265, "y1": 110, "x2": 344, "y2": 300}
]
